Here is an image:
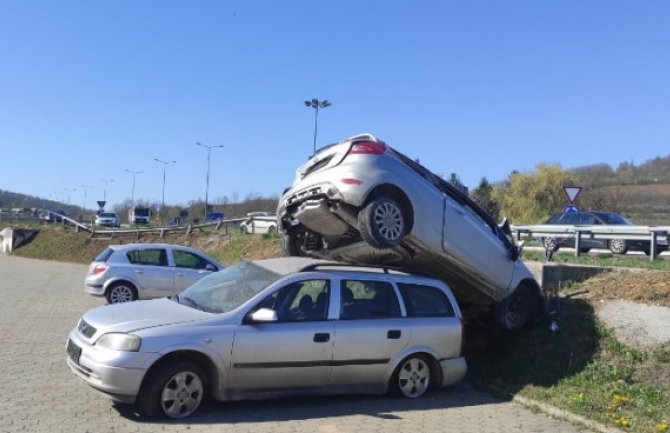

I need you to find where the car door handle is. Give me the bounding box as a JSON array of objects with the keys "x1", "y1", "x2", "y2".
[
  {"x1": 134, "y1": 270, "x2": 144, "y2": 275},
  {"x1": 313, "y1": 333, "x2": 330, "y2": 343},
  {"x1": 387, "y1": 330, "x2": 402, "y2": 339},
  {"x1": 175, "y1": 273, "x2": 185, "y2": 277}
]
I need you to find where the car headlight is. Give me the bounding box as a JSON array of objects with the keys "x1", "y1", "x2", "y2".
[{"x1": 95, "y1": 333, "x2": 141, "y2": 351}]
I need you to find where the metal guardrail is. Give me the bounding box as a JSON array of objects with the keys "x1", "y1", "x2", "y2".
[{"x1": 512, "y1": 224, "x2": 669, "y2": 261}]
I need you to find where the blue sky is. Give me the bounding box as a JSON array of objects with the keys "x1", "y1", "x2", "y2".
[{"x1": 1, "y1": 1, "x2": 669, "y2": 209}]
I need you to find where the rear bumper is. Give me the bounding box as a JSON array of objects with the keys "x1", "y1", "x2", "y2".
[
  {"x1": 439, "y1": 357, "x2": 467, "y2": 386},
  {"x1": 85, "y1": 283, "x2": 105, "y2": 296}
]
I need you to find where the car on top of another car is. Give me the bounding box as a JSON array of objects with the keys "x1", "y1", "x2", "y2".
[{"x1": 278, "y1": 133, "x2": 543, "y2": 331}]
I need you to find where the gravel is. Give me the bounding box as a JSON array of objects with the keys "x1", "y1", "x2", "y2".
[{"x1": 595, "y1": 299, "x2": 670, "y2": 351}]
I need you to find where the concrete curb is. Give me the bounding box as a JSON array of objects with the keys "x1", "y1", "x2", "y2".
[{"x1": 512, "y1": 394, "x2": 626, "y2": 433}]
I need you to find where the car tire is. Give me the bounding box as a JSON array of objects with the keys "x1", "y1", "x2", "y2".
[
  {"x1": 494, "y1": 284, "x2": 542, "y2": 331},
  {"x1": 389, "y1": 354, "x2": 432, "y2": 399},
  {"x1": 281, "y1": 231, "x2": 303, "y2": 257},
  {"x1": 609, "y1": 239, "x2": 628, "y2": 255},
  {"x1": 542, "y1": 237, "x2": 559, "y2": 252},
  {"x1": 137, "y1": 361, "x2": 206, "y2": 419},
  {"x1": 240, "y1": 225, "x2": 248, "y2": 234},
  {"x1": 267, "y1": 226, "x2": 276, "y2": 235},
  {"x1": 105, "y1": 282, "x2": 138, "y2": 304},
  {"x1": 358, "y1": 197, "x2": 406, "y2": 249}
]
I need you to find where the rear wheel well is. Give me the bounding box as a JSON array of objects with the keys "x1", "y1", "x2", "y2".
[
  {"x1": 104, "y1": 280, "x2": 137, "y2": 296},
  {"x1": 141, "y1": 350, "x2": 219, "y2": 398},
  {"x1": 364, "y1": 184, "x2": 414, "y2": 234}
]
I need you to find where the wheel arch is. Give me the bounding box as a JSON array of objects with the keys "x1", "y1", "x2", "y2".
[
  {"x1": 363, "y1": 184, "x2": 415, "y2": 234},
  {"x1": 103, "y1": 278, "x2": 138, "y2": 297},
  {"x1": 140, "y1": 350, "x2": 221, "y2": 399},
  {"x1": 386, "y1": 348, "x2": 442, "y2": 390}
]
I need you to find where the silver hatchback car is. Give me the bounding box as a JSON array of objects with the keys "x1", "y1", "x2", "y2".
[
  {"x1": 278, "y1": 133, "x2": 542, "y2": 331},
  {"x1": 85, "y1": 243, "x2": 223, "y2": 303},
  {"x1": 67, "y1": 257, "x2": 467, "y2": 419}
]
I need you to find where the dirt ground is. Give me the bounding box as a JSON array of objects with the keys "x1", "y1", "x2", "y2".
[{"x1": 570, "y1": 270, "x2": 670, "y2": 308}]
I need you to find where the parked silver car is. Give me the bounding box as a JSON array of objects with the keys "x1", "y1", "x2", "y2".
[
  {"x1": 95, "y1": 212, "x2": 120, "y2": 227},
  {"x1": 239, "y1": 212, "x2": 278, "y2": 234},
  {"x1": 67, "y1": 257, "x2": 467, "y2": 419},
  {"x1": 85, "y1": 243, "x2": 223, "y2": 304},
  {"x1": 278, "y1": 133, "x2": 543, "y2": 330}
]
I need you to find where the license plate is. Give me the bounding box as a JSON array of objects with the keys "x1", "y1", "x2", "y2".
[{"x1": 67, "y1": 339, "x2": 82, "y2": 364}]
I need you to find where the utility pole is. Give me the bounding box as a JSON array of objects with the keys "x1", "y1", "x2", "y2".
[{"x1": 195, "y1": 142, "x2": 224, "y2": 221}]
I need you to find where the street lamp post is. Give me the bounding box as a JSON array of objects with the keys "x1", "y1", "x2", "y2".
[
  {"x1": 195, "y1": 142, "x2": 224, "y2": 221},
  {"x1": 125, "y1": 170, "x2": 143, "y2": 207},
  {"x1": 79, "y1": 185, "x2": 93, "y2": 215},
  {"x1": 154, "y1": 158, "x2": 176, "y2": 225},
  {"x1": 304, "y1": 98, "x2": 332, "y2": 154},
  {"x1": 99, "y1": 178, "x2": 114, "y2": 202},
  {"x1": 64, "y1": 188, "x2": 77, "y2": 205}
]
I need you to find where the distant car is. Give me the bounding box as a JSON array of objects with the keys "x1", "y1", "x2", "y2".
[
  {"x1": 205, "y1": 212, "x2": 225, "y2": 221},
  {"x1": 278, "y1": 133, "x2": 542, "y2": 331},
  {"x1": 42, "y1": 209, "x2": 67, "y2": 223},
  {"x1": 85, "y1": 243, "x2": 223, "y2": 304},
  {"x1": 541, "y1": 211, "x2": 668, "y2": 254},
  {"x1": 240, "y1": 213, "x2": 277, "y2": 234},
  {"x1": 67, "y1": 257, "x2": 467, "y2": 419},
  {"x1": 94, "y1": 212, "x2": 120, "y2": 227}
]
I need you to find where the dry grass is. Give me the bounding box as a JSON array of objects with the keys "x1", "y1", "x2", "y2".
[{"x1": 572, "y1": 270, "x2": 670, "y2": 308}]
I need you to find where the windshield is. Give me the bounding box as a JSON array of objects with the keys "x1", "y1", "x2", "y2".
[
  {"x1": 593, "y1": 212, "x2": 633, "y2": 225},
  {"x1": 134, "y1": 208, "x2": 150, "y2": 216},
  {"x1": 100, "y1": 213, "x2": 116, "y2": 218},
  {"x1": 177, "y1": 261, "x2": 281, "y2": 313}
]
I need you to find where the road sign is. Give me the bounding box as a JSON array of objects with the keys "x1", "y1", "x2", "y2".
[
  {"x1": 96, "y1": 201, "x2": 106, "y2": 209},
  {"x1": 562, "y1": 186, "x2": 582, "y2": 203}
]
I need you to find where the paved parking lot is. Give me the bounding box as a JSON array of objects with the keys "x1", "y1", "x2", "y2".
[{"x1": 0, "y1": 254, "x2": 587, "y2": 433}]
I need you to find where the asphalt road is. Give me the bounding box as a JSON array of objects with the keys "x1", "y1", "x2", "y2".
[{"x1": 0, "y1": 254, "x2": 588, "y2": 433}]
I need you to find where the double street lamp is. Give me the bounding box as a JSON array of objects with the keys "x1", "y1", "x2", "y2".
[
  {"x1": 154, "y1": 158, "x2": 176, "y2": 225},
  {"x1": 99, "y1": 178, "x2": 114, "y2": 202},
  {"x1": 304, "y1": 98, "x2": 332, "y2": 154},
  {"x1": 195, "y1": 142, "x2": 224, "y2": 221}
]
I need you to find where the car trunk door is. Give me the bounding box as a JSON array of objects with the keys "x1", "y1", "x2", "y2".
[
  {"x1": 442, "y1": 196, "x2": 514, "y2": 292},
  {"x1": 295, "y1": 142, "x2": 352, "y2": 181}
]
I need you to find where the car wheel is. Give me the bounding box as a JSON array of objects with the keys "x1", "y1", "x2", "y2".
[
  {"x1": 267, "y1": 226, "x2": 276, "y2": 235},
  {"x1": 495, "y1": 284, "x2": 541, "y2": 331},
  {"x1": 281, "y1": 231, "x2": 302, "y2": 257},
  {"x1": 542, "y1": 237, "x2": 559, "y2": 252},
  {"x1": 358, "y1": 197, "x2": 406, "y2": 249},
  {"x1": 105, "y1": 282, "x2": 138, "y2": 304},
  {"x1": 609, "y1": 239, "x2": 628, "y2": 254},
  {"x1": 240, "y1": 225, "x2": 248, "y2": 234},
  {"x1": 390, "y1": 354, "x2": 432, "y2": 399},
  {"x1": 137, "y1": 361, "x2": 206, "y2": 419}
]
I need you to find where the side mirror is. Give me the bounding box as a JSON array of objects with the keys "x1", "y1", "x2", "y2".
[
  {"x1": 498, "y1": 217, "x2": 512, "y2": 236},
  {"x1": 205, "y1": 264, "x2": 217, "y2": 272},
  {"x1": 249, "y1": 308, "x2": 278, "y2": 323}
]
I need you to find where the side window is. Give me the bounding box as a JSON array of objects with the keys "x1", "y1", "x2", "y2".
[
  {"x1": 579, "y1": 213, "x2": 597, "y2": 225},
  {"x1": 173, "y1": 250, "x2": 211, "y2": 269},
  {"x1": 126, "y1": 249, "x2": 167, "y2": 266},
  {"x1": 559, "y1": 213, "x2": 577, "y2": 225},
  {"x1": 398, "y1": 284, "x2": 455, "y2": 317},
  {"x1": 340, "y1": 280, "x2": 401, "y2": 320},
  {"x1": 256, "y1": 280, "x2": 329, "y2": 322}
]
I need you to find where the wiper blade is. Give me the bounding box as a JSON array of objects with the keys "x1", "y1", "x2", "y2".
[{"x1": 181, "y1": 296, "x2": 207, "y2": 312}]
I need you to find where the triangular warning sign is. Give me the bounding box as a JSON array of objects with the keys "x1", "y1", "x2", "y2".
[{"x1": 563, "y1": 186, "x2": 582, "y2": 203}]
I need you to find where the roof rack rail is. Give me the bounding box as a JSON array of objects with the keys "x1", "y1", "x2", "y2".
[{"x1": 299, "y1": 262, "x2": 433, "y2": 278}]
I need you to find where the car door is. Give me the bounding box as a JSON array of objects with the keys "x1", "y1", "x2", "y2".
[
  {"x1": 124, "y1": 247, "x2": 175, "y2": 298},
  {"x1": 170, "y1": 248, "x2": 217, "y2": 294},
  {"x1": 330, "y1": 278, "x2": 410, "y2": 388},
  {"x1": 230, "y1": 278, "x2": 334, "y2": 392},
  {"x1": 442, "y1": 196, "x2": 514, "y2": 291}
]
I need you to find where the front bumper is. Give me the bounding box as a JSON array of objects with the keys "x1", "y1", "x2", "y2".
[{"x1": 66, "y1": 330, "x2": 159, "y2": 403}]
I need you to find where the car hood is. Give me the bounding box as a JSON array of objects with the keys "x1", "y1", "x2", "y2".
[{"x1": 82, "y1": 298, "x2": 214, "y2": 334}]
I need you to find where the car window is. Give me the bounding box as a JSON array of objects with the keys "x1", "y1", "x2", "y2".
[
  {"x1": 172, "y1": 250, "x2": 212, "y2": 270},
  {"x1": 578, "y1": 213, "x2": 597, "y2": 225},
  {"x1": 126, "y1": 249, "x2": 168, "y2": 266},
  {"x1": 592, "y1": 212, "x2": 632, "y2": 225},
  {"x1": 256, "y1": 279, "x2": 330, "y2": 322},
  {"x1": 546, "y1": 214, "x2": 561, "y2": 224},
  {"x1": 559, "y1": 213, "x2": 577, "y2": 224},
  {"x1": 340, "y1": 280, "x2": 401, "y2": 320},
  {"x1": 94, "y1": 247, "x2": 114, "y2": 263},
  {"x1": 398, "y1": 283, "x2": 455, "y2": 317}
]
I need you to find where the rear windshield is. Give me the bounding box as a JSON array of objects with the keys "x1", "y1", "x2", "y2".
[
  {"x1": 94, "y1": 248, "x2": 114, "y2": 263},
  {"x1": 134, "y1": 209, "x2": 150, "y2": 216}
]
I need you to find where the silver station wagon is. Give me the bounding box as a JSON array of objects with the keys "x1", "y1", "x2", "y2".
[{"x1": 67, "y1": 257, "x2": 467, "y2": 419}]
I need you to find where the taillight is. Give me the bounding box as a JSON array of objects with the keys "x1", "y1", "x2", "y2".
[
  {"x1": 91, "y1": 264, "x2": 107, "y2": 276},
  {"x1": 347, "y1": 140, "x2": 387, "y2": 156}
]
